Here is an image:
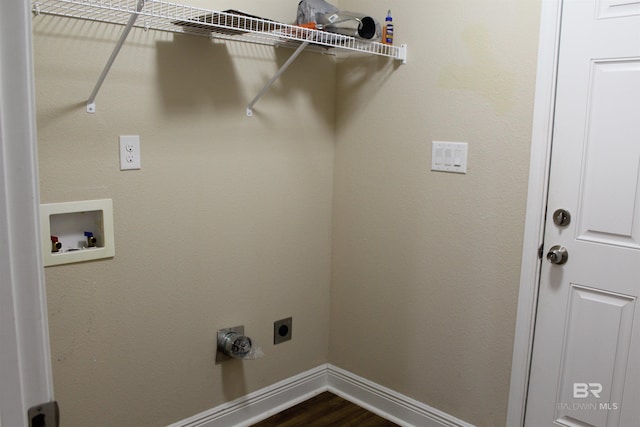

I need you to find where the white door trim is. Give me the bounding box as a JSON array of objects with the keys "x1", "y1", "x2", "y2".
[
  {"x1": 506, "y1": 0, "x2": 563, "y2": 425},
  {"x1": 0, "y1": 0, "x2": 54, "y2": 425}
]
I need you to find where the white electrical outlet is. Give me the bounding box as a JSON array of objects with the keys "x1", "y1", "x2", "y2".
[{"x1": 119, "y1": 135, "x2": 141, "y2": 170}]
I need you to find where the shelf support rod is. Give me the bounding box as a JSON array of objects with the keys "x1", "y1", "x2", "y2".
[
  {"x1": 246, "y1": 40, "x2": 311, "y2": 117},
  {"x1": 86, "y1": 0, "x2": 145, "y2": 113}
]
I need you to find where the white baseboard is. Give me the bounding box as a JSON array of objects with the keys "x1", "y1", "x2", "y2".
[
  {"x1": 327, "y1": 365, "x2": 475, "y2": 427},
  {"x1": 167, "y1": 365, "x2": 328, "y2": 427},
  {"x1": 168, "y1": 364, "x2": 476, "y2": 427}
]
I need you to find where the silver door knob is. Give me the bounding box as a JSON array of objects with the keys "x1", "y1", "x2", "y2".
[{"x1": 546, "y1": 245, "x2": 568, "y2": 265}]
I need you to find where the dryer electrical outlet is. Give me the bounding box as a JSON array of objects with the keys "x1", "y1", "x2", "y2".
[
  {"x1": 273, "y1": 317, "x2": 292, "y2": 344},
  {"x1": 432, "y1": 141, "x2": 468, "y2": 174},
  {"x1": 119, "y1": 135, "x2": 141, "y2": 170}
]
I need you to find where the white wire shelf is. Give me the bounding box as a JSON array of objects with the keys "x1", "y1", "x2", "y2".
[{"x1": 32, "y1": 0, "x2": 408, "y2": 115}]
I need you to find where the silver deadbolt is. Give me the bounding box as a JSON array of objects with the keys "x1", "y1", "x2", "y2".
[
  {"x1": 553, "y1": 209, "x2": 571, "y2": 227},
  {"x1": 546, "y1": 245, "x2": 568, "y2": 265}
]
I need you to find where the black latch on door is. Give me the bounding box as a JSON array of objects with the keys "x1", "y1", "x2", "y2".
[{"x1": 28, "y1": 401, "x2": 59, "y2": 427}]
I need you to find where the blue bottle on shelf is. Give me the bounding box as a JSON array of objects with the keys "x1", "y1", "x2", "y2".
[{"x1": 383, "y1": 9, "x2": 394, "y2": 45}]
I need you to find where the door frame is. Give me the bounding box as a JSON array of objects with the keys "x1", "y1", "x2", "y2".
[
  {"x1": 0, "y1": 0, "x2": 54, "y2": 425},
  {"x1": 506, "y1": 0, "x2": 563, "y2": 425}
]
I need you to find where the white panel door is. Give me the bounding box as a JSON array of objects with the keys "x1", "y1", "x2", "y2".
[{"x1": 525, "y1": 0, "x2": 640, "y2": 426}]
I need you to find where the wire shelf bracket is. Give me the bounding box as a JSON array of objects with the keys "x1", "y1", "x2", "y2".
[
  {"x1": 31, "y1": 0, "x2": 408, "y2": 115},
  {"x1": 246, "y1": 38, "x2": 311, "y2": 117},
  {"x1": 86, "y1": 0, "x2": 145, "y2": 113}
]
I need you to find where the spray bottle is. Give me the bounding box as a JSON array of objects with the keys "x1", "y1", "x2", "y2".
[{"x1": 383, "y1": 9, "x2": 393, "y2": 45}]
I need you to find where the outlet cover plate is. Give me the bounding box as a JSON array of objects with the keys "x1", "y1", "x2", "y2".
[
  {"x1": 119, "y1": 135, "x2": 141, "y2": 170},
  {"x1": 274, "y1": 317, "x2": 292, "y2": 344}
]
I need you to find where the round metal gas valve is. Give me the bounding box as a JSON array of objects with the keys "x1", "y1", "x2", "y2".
[{"x1": 546, "y1": 245, "x2": 568, "y2": 265}]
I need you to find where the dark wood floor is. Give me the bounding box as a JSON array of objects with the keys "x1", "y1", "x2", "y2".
[{"x1": 250, "y1": 392, "x2": 400, "y2": 427}]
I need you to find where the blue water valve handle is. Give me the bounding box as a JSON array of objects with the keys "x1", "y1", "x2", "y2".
[{"x1": 84, "y1": 231, "x2": 97, "y2": 247}]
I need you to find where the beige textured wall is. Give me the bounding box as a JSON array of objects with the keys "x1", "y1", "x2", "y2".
[
  {"x1": 330, "y1": 1, "x2": 541, "y2": 426},
  {"x1": 34, "y1": 2, "x2": 334, "y2": 426},
  {"x1": 36, "y1": 0, "x2": 543, "y2": 426}
]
